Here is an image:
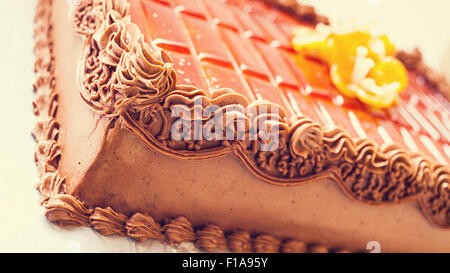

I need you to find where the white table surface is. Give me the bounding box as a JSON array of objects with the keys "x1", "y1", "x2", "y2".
[{"x1": 0, "y1": 0, "x2": 448, "y2": 252}]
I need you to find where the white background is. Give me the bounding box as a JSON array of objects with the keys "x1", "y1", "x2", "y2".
[{"x1": 0, "y1": 0, "x2": 449, "y2": 252}]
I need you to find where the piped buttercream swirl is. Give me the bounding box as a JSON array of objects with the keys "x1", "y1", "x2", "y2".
[
  {"x1": 93, "y1": 11, "x2": 141, "y2": 67},
  {"x1": 90, "y1": 207, "x2": 128, "y2": 236},
  {"x1": 125, "y1": 212, "x2": 164, "y2": 242},
  {"x1": 163, "y1": 216, "x2": 196, "y2": 246},
  {"x1": 44, "y1": 194, "x2": 93, "y2": 227},
  {"x1": 104, "y1": 0, "x2": 129, "y2": 18},
  {"x1": 113, "y1": 40, "x2": 177, "y2": 111},
  {"x1": 195, "y1": 224, "x2": 228, "y2": 252},
  {"x1": 227, "y1": 230, "x2": 253, "y2": 253},
  {"x1": 289, "y1": 117, "x2": 323, "y2": 159},
  {"x1": 253, "y1": 234, "x2": 281, "y2": 253},
  {"x1": 281, "y1": 239, "x2": 308, "y2": 253}
]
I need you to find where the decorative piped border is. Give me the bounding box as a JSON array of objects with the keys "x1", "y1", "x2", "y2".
[
  {"x1": 73, "y1": 0, "x2": 449, "y2": 228},
  {"x1": 44, "y1": 194, "x2": 353, "y2": 253},
  {"x1": 397, "y1": 48, "x2": 450, "y2": 102},
  {"x1": 33, "y1": 0, "x2": 65, "y2": 202},
  {"x1": 260, "y1": 0, "x2": 329, "y2": 26},
  {"x1": 34, "y1": 0, "x2": 354, "y2": 253}
]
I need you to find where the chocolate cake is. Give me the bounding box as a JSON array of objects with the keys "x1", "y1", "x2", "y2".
[{"x1": 33, "y1": 0, "x2": 450, "y2": 252}]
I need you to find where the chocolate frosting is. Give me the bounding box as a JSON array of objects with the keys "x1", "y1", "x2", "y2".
[
  {"x1": 227, "y1": 231, "x2": 253, "y2": 253},
  {"x1": 281, "y1": 239, "x2": 307, "y2": 253},
  {"x1": 93, "y1": 11, "x2": 139, "y2": 67},
  {"x1": 34, "y1": 0, "x2": 357, "y2": 253},
  {"x1": 73, "y1": 0, "x2": 129, "y2": 35},
  {"x1": 125, "y1": 213, "x2": 164, "y2": 242},
  {"x1": 33, "y1": 0, "x2": 65, "y2": 203},
  {"x1": 33, "y1": 0, "x2": 450, "y2": 253},
  {"x1": 253, "y1": 234, "x2": 281, "y2": 253},
  {"x1": 397, "y1": 48, "x2": 450, "y2": 102},
  {"x1": 44, "y1": 193, "x2": 353, "y2": 252},
  {"x1": 38, "y1": 172, "x2": 66, "y2": 202},
  {"x1": 289, "y1": 117, "x2": 323, "y2": 159},
  {"x1": 73, "y1": 0, "x2": 449, "y2": 228},
  {"x1": 419, "y1": 164, "x2": 450, "y2": 227},
  {"x1": 308, "y1": 244, "x2": 329, "y2": 253},
  {"x1": 195, "y1": 224, "x2": 228, "y2": 252},
  {"x1": 104, "y1": 0, "x2": 129, "y2": 18},
  {"x1": 44, "y1": 194, "x2": 93, "y2": 227},
  {"x1": 162, "y1": 216, "x2": 196, "y2": 246},
  {"x1": 72, "y1": 0, "x2": 104, "y2": 35},
  {"x1": 114, "y1": 40, "x2": 177, "y2": 110},
  {"x1": 261, "y1": 0, "x2": 329, "y2": 26},
  {"x1": 80, "y1": 8, "x2": 177, "y2": 116},
  {"x1": 90, "y1": 207, "x2": 128, "y2": 236}
]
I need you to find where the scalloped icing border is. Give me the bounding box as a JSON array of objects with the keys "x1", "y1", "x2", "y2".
[
  {"x1": 34, "y1": 0, "x2": 354, "y2": 253},
  {"x1": 397, "y1": 48, "x2": 450, "y2": 102},
  {"x1": 261, "y1": 0, "x2": 330, "y2": 26},
  {"x1": 33, "y1": 0, "x2": 450, "y2": 253}
]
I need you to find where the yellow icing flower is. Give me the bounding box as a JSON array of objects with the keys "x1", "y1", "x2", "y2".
[
  {"x1": 368, "y1": 56, "x2": 408, "y2": 91},
  {"x1": 292, "y1": 26, "x2": 407, "y2": 108}
]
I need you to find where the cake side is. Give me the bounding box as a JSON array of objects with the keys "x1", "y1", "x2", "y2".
[
  {"x1": 73, "y1": 112, "x2": 450, "y2": 252},
  {"x1": 53, "y1": 0, "x2": 111, "y2": 195},
  {"x1": 34, "y1": 0, "x2": 450, "y2": 253}
]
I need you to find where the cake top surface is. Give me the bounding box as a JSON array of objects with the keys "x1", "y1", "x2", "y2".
[{"x1": 69, "y1": 0, "x2": 450, "y2": 228}]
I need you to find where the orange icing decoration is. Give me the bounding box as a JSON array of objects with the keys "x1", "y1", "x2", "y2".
[{"x1": 292, "y1": 26, "x2": 408, "y2": 108}]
